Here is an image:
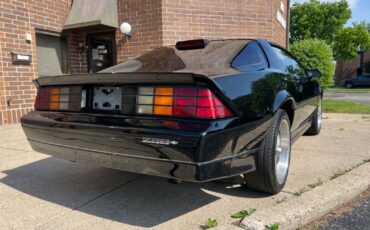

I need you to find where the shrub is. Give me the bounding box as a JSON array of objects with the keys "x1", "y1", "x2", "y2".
[{"x1": 290, "y1": 39, "x2": 335, "y2": 89}]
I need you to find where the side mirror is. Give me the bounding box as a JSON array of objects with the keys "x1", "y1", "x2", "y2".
[{"x1": 307, "y1": 69, "x2": 321, "y2": 78}]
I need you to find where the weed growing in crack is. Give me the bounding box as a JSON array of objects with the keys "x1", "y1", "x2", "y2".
[
  {"x1": 200, "y1": 218, "x2": 218, "y2": 229},
  {"x1": 275, "y1": 196, "x2": 288, "y2": 204},
  {"x1": 308, "y1": 178, "x2": 323, "y2": 189},
  {"x1": 330, "y1": 159, "x2": 370, "y2": 180},
  {"x1": 231, "y1": 208, "x2": 256, "y2": 219},
  {"x1": 265, "y1": 223, "x2": 279, "y2": 230},
  {"x1": 294, "y1": 186, "x2": 310, "y2": 196}
]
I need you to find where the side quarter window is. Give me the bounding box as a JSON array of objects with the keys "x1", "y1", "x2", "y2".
[
  {"x1": 271, "y1": 46, "x2": 306, "y2": 78},
  {"x1": 231, "y1": 41, "x2": 268, "y2": 71}
]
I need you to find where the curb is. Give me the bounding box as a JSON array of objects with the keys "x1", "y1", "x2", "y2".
[{"x1": 216, "y1": 162, "x2": 370, "y2": 230}]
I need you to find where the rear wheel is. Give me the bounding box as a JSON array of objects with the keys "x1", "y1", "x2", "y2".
[
  {"x1": 306, "y1": 98, "x2": 322, "y2": 135},
  {"x1": 243, "y1": 110, "x2": 291, "y2": 194}
]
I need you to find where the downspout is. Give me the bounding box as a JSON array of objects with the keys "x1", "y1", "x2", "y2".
[{"x1": 286, "y1": 0, "x2": 290, "y2": 49}]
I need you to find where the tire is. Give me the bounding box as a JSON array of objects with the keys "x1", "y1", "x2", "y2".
[
  {"x1": 244, "y1": 109, "x2": 291, "y2": 194},
  {"x1": 346, "y1": 82, "x2": 353, "y2": 88},
  {"x1": 305, "y1": 98, "x2": 322, "y2": 135}
]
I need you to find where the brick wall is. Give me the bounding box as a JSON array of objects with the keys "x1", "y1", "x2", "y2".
[
  {"x1": 0, "y1": 0, "x2": 71, "y2": 125},
  {"x1": 161, "y1": 0, "x2": 287, "y2": 47},
  {"x1": 68, "y1": 31, "x2": 88, "y2": 74},
  {"x1": 335, "y1": 52, "x2": 370, "y2": 84},
  {"x1": 116, "y1": 0, "x2": 163, "y2": 61},
  {"x1": 272, "y1": 0, "x2": 288, "y2": 47}
]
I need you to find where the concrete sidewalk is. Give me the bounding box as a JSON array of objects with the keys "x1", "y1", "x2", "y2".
[
  {"x1": 0, "y1": 113, "x2": 369, "y2": 229},
  {"x1": 324, "y1": 92, "x2": 370, "y2": 105}
]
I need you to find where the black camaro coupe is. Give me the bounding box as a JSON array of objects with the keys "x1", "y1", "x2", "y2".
[{"x1": 21, "y1": 39, "x2": 322, "y2": 194}]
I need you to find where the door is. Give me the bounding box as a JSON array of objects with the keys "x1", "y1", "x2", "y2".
[
  {"x1": 365, "y1": 74, "x2": 370, "y2": 86},
  {"x1": 87, "y1": 32, "x2": 116, "y2": 73},
  {"x1": 358, "y1": 74, "x2": 370, "y2": 87},
  {"x1": 270, "y1": 46, "x2": 317, "y2": 130},
  {"x1": 354, "y1": 75, "x2": 365, "y2": 87}
]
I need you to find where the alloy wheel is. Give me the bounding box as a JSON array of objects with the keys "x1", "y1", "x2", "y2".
[
  {"x1": 275, "y1": 119, "x2": 291, "y2": 185},
  {"x1": 317, "y1": 99, "x2": 322, "y2": 129}
]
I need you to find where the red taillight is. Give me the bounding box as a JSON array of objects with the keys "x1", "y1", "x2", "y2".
[
  {"x1": 174, "y1": 87, "x2": 197, "y2": 96},
  {"x1": 132, "y1": 86, "x2": 233, "y2": 119},
  {"x1": 175, "y1": 39, "x2": 209, "y2": 50},
  {"x1": 173, "y1": 97, "x2": 197, "y2": 107}
]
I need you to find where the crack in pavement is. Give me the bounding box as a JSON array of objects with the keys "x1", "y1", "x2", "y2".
[{"x1": 34, "y1": 175, "x2": 142, "y2": 229}]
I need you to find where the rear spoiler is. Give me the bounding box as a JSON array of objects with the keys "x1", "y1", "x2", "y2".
[{"x1": 33, "y1": 73, "x2": 208, "y2": 87}]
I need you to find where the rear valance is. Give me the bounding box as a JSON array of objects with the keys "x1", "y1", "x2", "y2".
[{"x1": 63, "y1": 0, "x2": 118, "y2": 30}]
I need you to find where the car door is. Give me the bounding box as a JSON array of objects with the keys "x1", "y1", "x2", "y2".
[
  {"x1": 364, "y1": 74, "x2": 370, "y2": 87},
  {"x1": 270, "y1": 46, "x2": 318, "y2": 129},
  {"x1": 288, "y1": 57, "x2": 317, "y2": 125},
  {"x1": 354, "y1": 75, "x2": 365, "y2": 87}
]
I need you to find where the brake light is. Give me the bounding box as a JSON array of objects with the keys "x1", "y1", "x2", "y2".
[
  {"x1": 175, "y1": 39, "x2": 209, "y2": 50},
  {"x1": 125, "y1": 86, "x2": 233, "y2": 119},
  {"x1": 35, "y1": 86, "x2": 82, "y2": 111}
]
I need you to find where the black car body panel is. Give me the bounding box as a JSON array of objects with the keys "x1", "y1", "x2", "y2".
[
  {"x1": 22, "y1": 111, "x2": 261, "y2": 181},
  {"x1": 21, "y1": 39, "x2": 321, "y2": 182}
]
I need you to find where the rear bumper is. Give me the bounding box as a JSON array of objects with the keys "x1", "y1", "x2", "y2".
[
  {"x1": 21, "y1": 111, "x2": 260, "y2": 182},
  {"x1": 27, "y1": 138, "x2": 256, "y2": 182}
]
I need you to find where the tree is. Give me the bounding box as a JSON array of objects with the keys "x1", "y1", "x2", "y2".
[
  {"x1": 333, "y1": 24, "x2": 370, "y2": 60},
  {"x1": 290, "y1": 39, "x2": 335, "y2": 89},
  {"x1": 290, "y1": 0, "x2": 351, "y2": 45},
  {"x1": 352, "y1": 21, "x2": 370, "y2": 33}
]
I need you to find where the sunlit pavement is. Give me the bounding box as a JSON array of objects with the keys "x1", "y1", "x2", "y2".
[{"x1": 0, "y1": 113, "x2": 369, "y2": 229}]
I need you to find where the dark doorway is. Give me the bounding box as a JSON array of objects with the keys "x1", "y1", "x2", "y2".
[{"x1": 87, "y1": 32, "x2": 116, "y2": 73}]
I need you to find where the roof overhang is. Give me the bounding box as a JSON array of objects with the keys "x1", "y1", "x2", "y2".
[{"x1": 63, "y1": 0, "x2": 118, "y2": 30}]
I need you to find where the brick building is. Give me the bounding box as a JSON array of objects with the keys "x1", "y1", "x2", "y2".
[
  {"x1": 0, "y1": 0, "x2": 289, "y2": 125},
  {"x1": 335, "y1": 51, "x2": 370, "y2": 84}
]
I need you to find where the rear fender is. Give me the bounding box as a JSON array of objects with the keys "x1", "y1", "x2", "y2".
[{"x1": 273, "y1": 90, "x2": 295, "y2": 124}]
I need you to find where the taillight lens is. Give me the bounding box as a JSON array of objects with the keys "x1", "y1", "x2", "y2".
[
  {"x1": 35, "y1": 86, "x2": 82, "y2": 111},
  {"x1": 34, "y1": 85, "x2": 234, "y2": 119},
  {"x1": 123, "y1": 86, "x2": 233, "y2": 119}
]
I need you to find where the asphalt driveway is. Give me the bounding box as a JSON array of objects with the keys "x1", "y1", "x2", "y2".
[
  {"x1": 0, "y1": 113, "x2": 369, "y2": 229},
  {"x1": 324, "y1": 91, "x2": 370, "y2": 105}
]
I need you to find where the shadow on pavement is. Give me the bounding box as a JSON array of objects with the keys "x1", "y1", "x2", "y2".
[{"x1": 0, "y1": 157, "x2": 266, "y2": 227}]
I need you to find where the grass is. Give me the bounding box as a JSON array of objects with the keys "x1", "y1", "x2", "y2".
[
  {"x1": 201, "y1": 218, "x2": 218, "y2": 229},
  {"x1": 231, "y1": 208, "x2": 256, "y2": 219},
  {"x1": 308, "y1": 178, "x2": 323, "y2": 189},
  {"x1": 330, "y1": 169, "x2": 348, "y2": 180},
  {"x1": 293, "y1": 186, "x2": 310, "y2": 196},
  {"x1": 265, "y1": 223, "x2": 279, "y2": 230},
  {"x1": 275, "y1": 196, "x2": 288, "y2": 204},
  {"x1": 330, "y1": 159, "x2": 369, "y2": 180},
  {"x1": 323, "y1": 100, "x2": 370, "y2": 114},
  {"x1": 294, "y1": 178, "x2": 324, "y2": 196},
  {"x1": 327, "y1": 87, "x2": 370, "y2": 93}
]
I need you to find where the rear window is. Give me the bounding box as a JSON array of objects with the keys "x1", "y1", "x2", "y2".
[{"x1": 101, "y1": 40, "x2": 250, "y2": 76}]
